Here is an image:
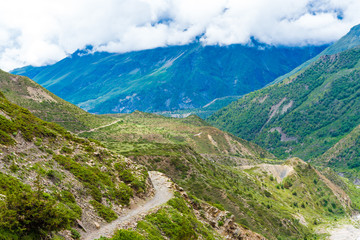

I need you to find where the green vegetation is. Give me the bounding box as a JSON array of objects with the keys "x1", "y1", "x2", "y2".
[
  {"x1": 79, "y1": 111, "x2": 273, "y2": 166},
  {"x1": 88, "y1": 131, "x2": 346, "y2": 240},
  {"x1": 316, "y1": 124, "x2": 360, "y2": 178},
  {"x1": 0, "y1": 173, "x2": 76, "y2": 239},
  {"x1": 209, "y1": 47, "x2": 360, "y2": 163},
  {"x1": 0, "y1": 91, "x2": 148, "y2": 238},
  {"x1": 90, "y1": 200, "x2": 118, "y2": 222},
  {"x1": 75, "y1": 100, "x2": 351, "y2": 239},
  {"x1": 97, "y1": 193, "x2": 219, "y2": 240}
]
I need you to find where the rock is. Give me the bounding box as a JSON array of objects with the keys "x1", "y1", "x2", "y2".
[
  {"x1": 76, "y1": 219, "x2": 87, "y2": 232},
  {"x1": 94, "y1": 221, "x2": 100, "y2": 229}
]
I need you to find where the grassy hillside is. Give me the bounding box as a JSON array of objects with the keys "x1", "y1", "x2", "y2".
[
  {"x1": 103, "y1": 143, "x2": 351, "y2": 239},
  {"x1": 77, "y1": 112, "x2": 354, "y2": 239},
  {"x1": 0, "y1": 91, "x2": 149, "y2": 239},
  {"x1": 0, "y1": 70, "x2": 114, "y2": 132},
  {"x1": 208, "y1": 47, "x2": 360, "y2": 162},
  {"x1": 11, "y1": 43, "x2": 325, "y2": 114},
  {"x1": 79, "y1": 111, "x2": 274, "y2": 166},
  {"x1": 315, "y1": 124, "x2": 360, "y2": 179}
]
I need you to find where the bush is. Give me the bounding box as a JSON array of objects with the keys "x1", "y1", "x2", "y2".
[
  {"x1": 109, "y1": 229, "x2": 145, "y2": 240},
  {"x1": 90, "y1": 200, "x2": 117, "y2": 222},
  {"x1": 70, "y1": 228, "x2": 81, "y2": 239},
  {"x1": 283, "y1": 178, "x2": 293, "y2": 189},
  {"x1": 0, "y1": 189, "x2": 75, "y2": 238},
  {"x1": 61, "y1": 146, "x2": 73, "y2": 154},
  {"x1": 110, "y1": 182, "x2": 133, "y2": 206}
]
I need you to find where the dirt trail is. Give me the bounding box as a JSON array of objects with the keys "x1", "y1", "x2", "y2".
[
  {"x1": 77, "y1": 119, "x2": 122, "y2": 134},
  {"x1": 326, "y1": 215, "x2": 360, "y2": 240},
  {"x1": 82, "y1": 171, "x2": 174, "y2": 240}
]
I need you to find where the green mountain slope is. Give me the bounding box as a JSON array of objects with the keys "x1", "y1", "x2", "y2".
[
  {"x1": 0, "y1": 91, "x2": 149, "y2": 239},
  {"x1": 79, "y1": 112, "x2": 274, "y2": 165},
  {"x1": 77, "y1": 112, "x2": 355, "y2": 239},
  {"x1": 208, "y1": 47, "x2": 360, "y2": 161},
  {"x1": 271, "y1": 24, "x2": 360, "y2": 85},
  {"x1": 11, "y1": 43, "x2": 325, "y2": 114},
  {"x1": 315, "y1": 124, "x2": 360, "y2": 177},
  {"x1": 0, "y1": 70, "x2": 114, "y2": 132}
]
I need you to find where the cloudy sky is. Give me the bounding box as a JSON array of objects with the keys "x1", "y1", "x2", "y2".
[{"x1": 0, "y1": 0, "x2": 360, "y2": 71}]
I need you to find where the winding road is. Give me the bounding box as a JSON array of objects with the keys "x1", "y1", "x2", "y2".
[{"x1": 82, "y1": 171, "x2": 174, "y2": 240}]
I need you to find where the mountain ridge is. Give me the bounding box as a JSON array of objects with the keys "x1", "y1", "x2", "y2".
[{"x1": 11, "y1": 43, "x2": 326, "y2": 114}]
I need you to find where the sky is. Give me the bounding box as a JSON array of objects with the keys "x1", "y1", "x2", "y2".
[{"x1": 0, "y1": 0, "x2": 360, "y2": 71}]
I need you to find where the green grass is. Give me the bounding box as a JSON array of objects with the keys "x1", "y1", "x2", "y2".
[{"x1": 79, "y1": 111, "x2": 273, "y2": 165}]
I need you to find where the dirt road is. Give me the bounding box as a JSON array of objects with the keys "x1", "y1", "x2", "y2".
[
  {"x1": 82, "y1": 171, "x2": 174, "y2": 240},
  {"x1": 77, "y1": 119, "x2": 122, "y2": 134}
]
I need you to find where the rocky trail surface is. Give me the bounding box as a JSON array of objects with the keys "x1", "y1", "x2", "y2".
[{"x1": 81, "y1": 171, "x2": 174, "y2": 240}]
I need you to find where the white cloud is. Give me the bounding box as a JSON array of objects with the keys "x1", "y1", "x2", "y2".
[{"x1": 0, "y1": 0, "x2": 360, "y2": 71}]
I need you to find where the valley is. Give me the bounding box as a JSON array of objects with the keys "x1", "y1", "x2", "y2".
[{"x1": 1, "y1": 19, "x2": 360, "y2": 240}]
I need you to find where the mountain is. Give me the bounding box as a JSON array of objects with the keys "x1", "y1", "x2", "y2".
[
  {"x1": 0, "y1": 69, "x2": 115, "y2": 133},
  {"x1": 208, "y1": 23, "x2": 360, "y2": 165},
  {"x1": 208, "y1": 45, "x2": 360, "y2": 161},
  {"x1": 271, "y1": 24, "x2": 360, "y2": 85},
  {"x1": 11, "y1": 43, "x2": 326, "y2": 114}
]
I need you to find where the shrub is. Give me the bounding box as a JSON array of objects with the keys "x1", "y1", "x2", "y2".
[
  {"x1": 119, "y1": 169, "x2": 135, "y2": 183},
  {"x1": 110, "y1": 182, "x2": 133, "y2": 206},
  {"x1": 90, "y1": 200, "x2": 117, "y2": 222},
  {"x1": 0, "y1": 189, "x2": 75, "y2": 238},
  {"x1": 61, "y1": 146, "x2": 73, "y2": 154},
  {"x1": 106, "y1": 229, "x2": 145, "y2": 240},
  {"x1": 283, "y1": 178, "x2": 293, "y2": 189},
  {"x1": 264, "y1": 190, "x2": 272, "y2": 198},
  {"x1": 70, "y1": 228, "x2": 81, "y2": 239}
]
